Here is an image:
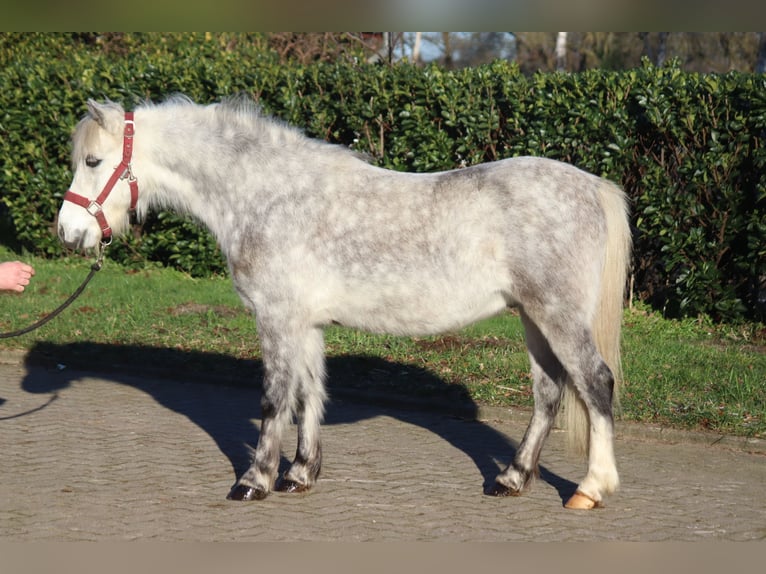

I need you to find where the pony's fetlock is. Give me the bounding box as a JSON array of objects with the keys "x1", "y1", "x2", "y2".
[
  {"x1": 489, "y1": 463, "x2": 536, "y2": 497},
  {"x1": 280, "y1": 457, "x2": 321, "y2": 493}
]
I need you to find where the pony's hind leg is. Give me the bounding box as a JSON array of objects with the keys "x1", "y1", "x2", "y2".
[
  {"x1": 489, "y1": 313, "x2": 566, "y2": 496},
  {"x1": 562, "y1": 339, "x2": 619, "y2": 509},
  {"x1": 227, "y1": 325, "x2": 326, "y2": 501},
  {"x1": 540, "y1": 321, "x2": 619, "y2": 509}
]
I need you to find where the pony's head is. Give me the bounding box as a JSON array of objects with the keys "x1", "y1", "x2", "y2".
[{"x1": 58, "y1": 99, "x2": 138, "y2": 251}]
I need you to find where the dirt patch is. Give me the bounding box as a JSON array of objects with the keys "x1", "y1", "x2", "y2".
[
  {"x1": 168, "y1": 302, "x2": 245, "y2": 318},
  {"x1": 413, "y1": 335, "x2": 513, "y2": 353}
]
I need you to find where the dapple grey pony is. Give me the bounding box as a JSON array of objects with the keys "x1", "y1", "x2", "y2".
[{"x1": 57, "y1": 96, "x2": 631, "y2": 510}]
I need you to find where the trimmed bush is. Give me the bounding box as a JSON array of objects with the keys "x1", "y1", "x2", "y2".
[{"x1": 1, "y1": 33, "x2": 764, "y2": 321}]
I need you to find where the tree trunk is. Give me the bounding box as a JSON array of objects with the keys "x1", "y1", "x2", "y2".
[
  {"x1": 656, "y1": 32, "x2": 668, "y2": 66},
  {"x1": 412, "y1": 32, "x2": 422, "y2": 63},
  {"x1": 442, "y1": 32, "x2": 453, "y2": 68},
  {"x1": 756, "y1": 32, "x2": 766, "y2": 73},
  {"x1": 555, "y1": 32, "x2": 567, "y2": 71}
]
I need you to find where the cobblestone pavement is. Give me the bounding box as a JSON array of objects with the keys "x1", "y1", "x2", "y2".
[{"x1": 1, "y1": 356, "x2": 764, "y2": 541}]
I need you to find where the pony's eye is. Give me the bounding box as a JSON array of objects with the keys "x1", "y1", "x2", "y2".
[{"x1": 85, "y1": 155, "x2": 102, "y2": 168}]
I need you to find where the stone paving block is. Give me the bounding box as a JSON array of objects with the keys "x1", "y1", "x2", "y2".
[{"x1": 1, "y1": 360, "x2": 764, "y2": 541}]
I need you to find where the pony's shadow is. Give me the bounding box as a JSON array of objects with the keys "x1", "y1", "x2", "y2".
[{"x1": 20, "y1": 341, "x2": 576, "y2": 503}]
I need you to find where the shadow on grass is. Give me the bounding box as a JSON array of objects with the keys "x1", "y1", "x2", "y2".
[{"x1": 20, "y1": 340, "x2": 577, "y2": 503}]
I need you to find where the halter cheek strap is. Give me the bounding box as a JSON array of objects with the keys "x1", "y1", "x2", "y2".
[{"x1": 64, "y1": 112, "x2": 138, "y2": 241}]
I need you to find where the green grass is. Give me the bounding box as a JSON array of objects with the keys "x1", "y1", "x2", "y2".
[
  {"x1": 621, "y1": 307, "x2": 765, "y2": 436},
  {"x1": 1, "y1": 245, "x2": 764, "y2": 438}
]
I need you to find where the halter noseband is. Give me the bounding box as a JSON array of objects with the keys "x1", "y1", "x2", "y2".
[{"x1": 64, "y1": 112, "x2": 138, "y2": 241}]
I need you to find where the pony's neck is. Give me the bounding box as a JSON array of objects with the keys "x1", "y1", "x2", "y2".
[
  {"x1": 130, "y1": 101, "x2": 369, "y2": 256},
  {"x1": 133, "y1": 104, "x2": 252, "y2": 248}
]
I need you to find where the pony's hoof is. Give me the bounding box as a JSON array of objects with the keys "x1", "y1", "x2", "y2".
[
  {"x1": 227, "y1": 484, "x2": 269, "y2": 501},
  {"x1": 486, "y1": 482, "x2": 521, "y2": 497},
  {"x1": 564, "y1": 490, "x2": 602, "y2": 509},
  {"x1": 277, "y1": 479, "x2": 311, "y2": 494}
]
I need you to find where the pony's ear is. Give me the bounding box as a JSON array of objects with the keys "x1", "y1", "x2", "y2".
[{"x1": 86, "y1": 99, "x2": 124, "y2": 134}]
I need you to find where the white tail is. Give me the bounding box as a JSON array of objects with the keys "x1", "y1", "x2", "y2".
[{"x1": 560, "y1": 180, "x2": 632, "y2": 455}]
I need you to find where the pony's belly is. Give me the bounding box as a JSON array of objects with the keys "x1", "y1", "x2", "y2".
[{"x1": 321, "y1": 287, "x2": 508, "y2": 336}]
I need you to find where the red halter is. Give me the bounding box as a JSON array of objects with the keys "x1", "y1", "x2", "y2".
[{"x1": 63, "y1": 112, "x2": 138, "y2": 241}]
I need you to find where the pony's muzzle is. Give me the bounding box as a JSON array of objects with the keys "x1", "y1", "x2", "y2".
[{"x1": 58, "y1": 223, "x2": 97, "y2": 252}]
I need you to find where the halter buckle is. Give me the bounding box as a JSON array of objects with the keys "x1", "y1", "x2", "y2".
[
  {"x1": 121, "y1": 164, "x2": 137, "y2": 183},
  {"x1": 86, "y1": 200, "x2": 104, "y2": 217},
  {"x1": 123, "y1": 118, "x2": 135, "y2": 135}
]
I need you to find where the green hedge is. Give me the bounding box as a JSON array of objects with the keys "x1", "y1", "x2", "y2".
[{"x1": 1, "y1": 33, "x2": 764, "y2": 322}]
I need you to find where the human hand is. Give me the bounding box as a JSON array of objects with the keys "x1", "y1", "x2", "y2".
[{"x1": 0, "y1": 261, "x2": 35, "y2": 292}]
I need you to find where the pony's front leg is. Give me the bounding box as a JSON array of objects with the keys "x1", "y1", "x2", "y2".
[
  {"x1": 277, "y1": 327, "x2": 327, "y2": 494},
  {"x1": 227, "y1": 325, "x2": 326, "y2": 501},
  {"x1": 277, "y1": 408, "x2": 324, "y2": 493},
  {"x1": 227, "y1": 369, "x2": 295, "y2": 501}
]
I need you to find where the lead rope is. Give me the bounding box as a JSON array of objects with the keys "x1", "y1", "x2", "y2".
[{"x1": 0, "y1": 242, "x2": 108, "y2": 339}]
